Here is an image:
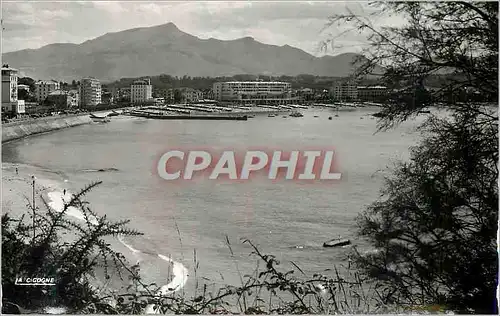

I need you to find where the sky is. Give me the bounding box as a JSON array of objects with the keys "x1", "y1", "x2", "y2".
[{"x1": 1, "y1": 1, "x2": 404, "y2": 56}]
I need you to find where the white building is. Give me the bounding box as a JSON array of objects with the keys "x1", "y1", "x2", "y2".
[
  {"x1": 212, "y1": 81, "x2": 292, "y2": 104},
  {"x1": 1, "y1": 65, "x2": 25, "y2": 116},
  {"x1": 357, "y1": 85, "x2": 388, "y2": 102},
  {"x1": 331, "y1": 79, "x2": 358, "y2": 101},
  {"x1": 131, "y1": 78, "x2": 153, "y2": 104},
  {"x1": 34, "y1": 80, "x2": 60, "y2": 103},
  {"x1": 79, "y1": 77, "x2": 101, "y2": 108}
]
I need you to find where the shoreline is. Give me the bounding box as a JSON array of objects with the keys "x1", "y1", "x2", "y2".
[
  {"x1": 1, "y1": 108, "x2": 135, "y2": 144},
  {"x1": 1, "y1": 115, "x2": 141, "y2": 145},
  {"x1": 1, "y1": 162, "x2": 188, "y2": 313},
  {"x1": 1, "y1": 114, "x2": 92, "y2": 144}
]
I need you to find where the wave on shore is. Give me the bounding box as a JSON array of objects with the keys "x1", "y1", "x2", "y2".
[
  {"x1": 47, "y1": 191, "x2": 99, "y2": 225},
  {"x1": 46, "y1": 189, "x2": 189, "y2": 314},
  {"x1": 119, "y1": 238, "x2": 189, "y2": 314}
]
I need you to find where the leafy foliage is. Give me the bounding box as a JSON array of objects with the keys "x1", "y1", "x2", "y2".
[
  {"x1": 354, "y1": 107, "x2": 498, "y2": 313},
  {"x1": 326, "y1": 2, "x2": 498, "y2": 313},
  {"x1": 1, "y1": 182, "x2": 143, "y2": 313},
  {"x1": 325, "y1": 1, "x2": 498, "y2": 128}
]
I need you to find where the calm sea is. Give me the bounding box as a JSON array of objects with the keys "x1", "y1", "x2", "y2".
[{"x1": 2, "y1": 107, "x2": 425, "y2": 295}]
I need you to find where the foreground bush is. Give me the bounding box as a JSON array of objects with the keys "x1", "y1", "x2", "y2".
[
  {"x1": 328, "y1": 2, "x2": 498, "y2": 313},
  {"x1": 1, "y1": 182, "x2": 143, "y2": 313},
  {"x1": 353, "y1": 107, "x2": 498, "y2": 313}
]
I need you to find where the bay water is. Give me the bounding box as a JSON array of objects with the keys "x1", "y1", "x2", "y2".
[{"x1": 2, "y1": 107, "x2": 425, "y2": 297}]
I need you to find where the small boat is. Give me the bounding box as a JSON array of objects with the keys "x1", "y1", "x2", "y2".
[
  {"x1": 328, "y1": 116, "x2": 332, "y2": 120},
  {"x1": 335, "y1": 114, "x2": 339, "y2": 117},
  {"x1": 314, "y1": 115, "x2": 319, "y2": 118},
  {"x1": 268, "y1": 114, "x2": 276, "y2": 117},
  {"x1": 90, "y1": 113, "x2": 110, "y2": 118},
  {"x1": 323, "y1": 238, "x2": 351, "y2": 248},
  {"x1": 372, "y1": 112, "x2": 384, "y2": 118},
  {"x1": 282, "y1": 116, "x2": 287, "y2": 118},
  {"x1": 89, "y1": 113, "x2": 110, "y2": 123},
  {"x1": 107, "y1": 111, "x2": 120, "y2": 117}
]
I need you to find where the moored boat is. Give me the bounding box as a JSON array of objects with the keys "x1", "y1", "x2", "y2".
[
  {"x1": 323, "y1": 238, "x2": 351, "y2": 248},
  {"x1": 89, "y1": 113, "x2": 111, "y2": 123}
]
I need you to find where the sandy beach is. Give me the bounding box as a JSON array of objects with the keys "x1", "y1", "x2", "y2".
[
  {"x1": 2, "y1": 162, "x2": 65, "y2": 221},
  {"x1": 2, "y1": 162, "x2": 186, "y2": 312}
]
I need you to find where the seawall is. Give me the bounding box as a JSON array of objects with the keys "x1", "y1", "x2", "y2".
[{"x1": 2, "y1": 114, "x2": 93, "y2": 143}]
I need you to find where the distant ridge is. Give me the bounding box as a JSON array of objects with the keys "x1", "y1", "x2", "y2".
[{"x1": 3, "y1": 22, "x2": 377, "y2": 82}]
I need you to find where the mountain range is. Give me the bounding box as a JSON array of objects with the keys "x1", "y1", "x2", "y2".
[{"x1": 3, "y1": 22, "x2": 372, "y2": 83}]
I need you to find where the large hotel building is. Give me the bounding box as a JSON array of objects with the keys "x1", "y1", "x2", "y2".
[
  {"x1": 331, "y1": 79, "x2": 358, "y2": 101},
  {"x1": 130, "y1": 78, "x2": 153, "y2": 104},
  {"x1": 212, "y1": 81, "x2": 293, "y2": 104},
  {"x1": 331, "y1": 79, "x2": 388, "y2": 102},
  {"x1": 34, "y1": 80, "x2": 60, "y2": 102},
  {"x1": 79, "y1": 77, "x2": 102, "y2": 108}
]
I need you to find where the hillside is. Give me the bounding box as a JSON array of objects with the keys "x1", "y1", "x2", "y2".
[{"x1": 3, "y1": 22, "x2": 375, "y2": 82}]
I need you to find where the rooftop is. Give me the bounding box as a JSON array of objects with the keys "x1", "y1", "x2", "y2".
[
  {"x1": 35, "y1": 80, "x2": 59, "y2": 85},
  {"x1": 1, "y1": 67, "x2": 18, "y2": 72},
  {"x1": 132, "y1": 80, "x2": 151, "y2": 85},
  {"x1": 48, "y1": 90, "x2": 68, "y2": 96}
]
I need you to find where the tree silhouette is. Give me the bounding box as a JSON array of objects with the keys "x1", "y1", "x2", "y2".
[{"x1": 329, "y1": 2, "x2": 498, "y2": 313}]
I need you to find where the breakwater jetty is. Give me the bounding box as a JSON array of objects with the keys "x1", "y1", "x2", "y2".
[
  {"x1": 128, "y1": 104, "x2": 295, "y2": 120},
  {"x1": 1, "y1": 108, "x2": 122, "y2": 144},
  {"x1": 2, "y1": 114, "x2": 94, "y2": 143},
  {"x1": 129, "y1": 111, "x2": 248, "y2": 121}
]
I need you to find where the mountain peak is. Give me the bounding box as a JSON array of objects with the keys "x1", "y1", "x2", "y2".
[
  {"x1": 161, "y1": 22, "x2": 179, "y2": 30},
  {"x1": 3, "y1": 22, "x2": 363, "y2": 81}
]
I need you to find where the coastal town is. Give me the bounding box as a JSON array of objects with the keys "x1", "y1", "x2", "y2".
[
  {"x1": 2, "y1": 61, "x2": 489, "y2": 124},
  {"x1": 2, "y1": 63, "x2": 393, "y2": 122}
]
